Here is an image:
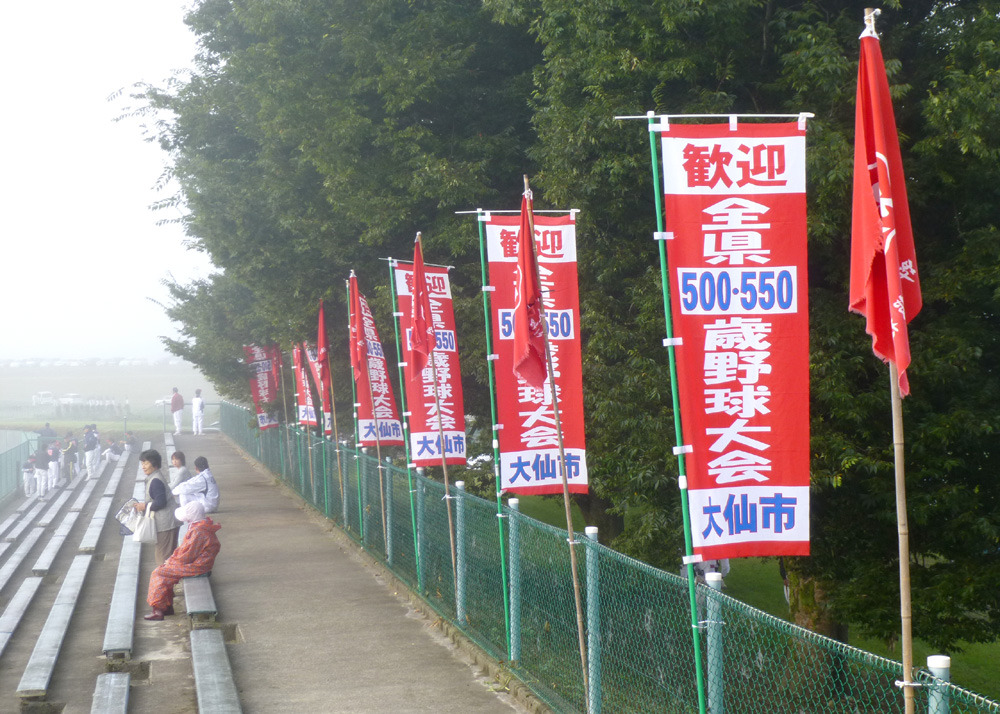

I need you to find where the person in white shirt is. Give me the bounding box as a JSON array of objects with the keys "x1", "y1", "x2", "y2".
[
  {"x1": 172, "y1": 455, "x2": 219, "y2": 513},
  {"x1": 191, "y1": 389, "x2": 205, "y2": 435}
]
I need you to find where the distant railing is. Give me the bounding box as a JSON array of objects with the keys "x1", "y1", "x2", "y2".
[
  {"x1": 158, "y1": 402, "x2": 224, "y2": 435},
  {"x1": 0, "y1": 436, "x2": 33, "y2": 504},
  {"x1": 220, "y1": 401, "x2": 1000, "y2": 714}
]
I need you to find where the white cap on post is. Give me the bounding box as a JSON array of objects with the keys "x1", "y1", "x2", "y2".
[{"x1": 927, "y1": 655, "x2": 951, "y2": 675}]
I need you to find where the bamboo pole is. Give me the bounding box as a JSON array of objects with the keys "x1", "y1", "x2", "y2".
[
  {"x1": 326, "y1": 352, "x2": 347, "y2": 517},
  {"x1": 363, "y1": 329, "x2": 389, "y2": 551},
  {"x1": 889, "y1": 363, "x2": 915, "y2": 714},
  {"x1": 279, "y1": 352, "x2": 293, "y2": 477},
  {"x1": 523, "y1": 175, "x2": 589, "y2": 711},
  {"x1": 417, "y1": 235, "x2": 460, "y2": 598}
]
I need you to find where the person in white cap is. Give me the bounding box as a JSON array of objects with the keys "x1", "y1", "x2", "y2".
[{"x1": 143, "y1": 501, "x2": 221, "y2": 621}]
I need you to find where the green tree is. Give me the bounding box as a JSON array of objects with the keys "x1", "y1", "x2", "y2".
[
  {"x1": 489, "y1": 0, "x2": 1000, "y2": 649},
  {"x1": 141, "y1": 0, "x2": 1000, "y2": 650}
]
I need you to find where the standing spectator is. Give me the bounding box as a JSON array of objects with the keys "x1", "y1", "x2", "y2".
[
  {"x1": 22, "y1": 454, "x2": 36, "y2": 497},
  {"x1": 34, "y1": 445, "x2": 50, "y2": 499},
  {"x1": 36, "y1": 423, "x2": 57, "y2": 448},
  {"x1": 170, "y1": 387, "x2": 184, "y2": 436},
  {"x1": 172, "y1": 455, "x2": 219, "y2": 513},
  {"x1": 134, "y1": 449, "x2": 181, "y2": 565},
  {"x1": 47, "y1": 443, "x2": 61, "y2": 490},
  {"x1": 191, "y1": 388, "x2": 205, "y2": 435},
  {"x1": 83, "y1": 424, "x2": 100, "y2": 479},
  {"x1": 61, "y1": 432, "x2": 79, "y2": 480}
]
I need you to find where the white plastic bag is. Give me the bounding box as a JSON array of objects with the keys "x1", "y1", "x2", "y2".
[
  {"x1": 132, "y1": 508, "x2": 157, "y2": 544},
  {"x1": 115, "y1": 499, "x2": 142, "y2": 533}
]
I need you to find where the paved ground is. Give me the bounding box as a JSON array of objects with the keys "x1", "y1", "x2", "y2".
[{"x1": 0, "y1": 432, "x2": 533, "y2": 713}]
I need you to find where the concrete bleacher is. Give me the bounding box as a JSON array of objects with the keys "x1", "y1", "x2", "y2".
[
  {"x1": 16, "y1": 554, "x2": 93, "y2": 699},
  {"x1": 32, "y1": 510, "x2": 81, "y2": 575},
  {"x1": 190, "y1": 628, "x2": 242, "y2": 713},
  {"x1": 184, "y1": 574, "x2": 218, "y2": 623},
  {"x1": 100, "y1": 442, "x2": 148, "y2": 661},
  {"x1": 0, "y1": 577, "x2": 43, "y2": 658},
  {"x1": 91, "y1": 671, "x2": 130, "y2": 713},
  {"x1": 0, "y1": 453, "x2": 110, "y2": 705}
]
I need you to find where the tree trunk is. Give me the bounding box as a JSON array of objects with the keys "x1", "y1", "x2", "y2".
[
  {"x1": 786, "y1": 560, "x2": 849, "y2": 642},
  {"x1": 573, "y1": 493, "x2": 624, "y2": 543}
]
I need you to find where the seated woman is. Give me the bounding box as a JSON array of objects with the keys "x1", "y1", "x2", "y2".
[{"x1": 144, "y1": 501, "x2": 221, "y2": 621}]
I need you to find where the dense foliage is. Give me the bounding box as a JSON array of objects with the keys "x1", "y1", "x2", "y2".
[{"x1": 135, "y1": 0, "x2": 999, "y2": 650}]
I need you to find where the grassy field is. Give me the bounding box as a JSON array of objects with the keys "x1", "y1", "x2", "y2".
[
  {"x1": 520, "y1": 501, "x2": 1000, "y2": 701},
  {"x1": 0, "y1": 361, "x2": 220, "y2": 431}
]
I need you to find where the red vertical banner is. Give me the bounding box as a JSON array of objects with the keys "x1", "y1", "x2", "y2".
[
  {"x1": 243, "y1": 344, "x2": 279, "y2": 429},
  {"x1": 348, "y1": 272, "x2": 404, "y2": 446},
  {"x1": 292, "y1": 344, "x2": 318, "y2": 427},
  {"x1": 850, "y1": 33, "x2": 922, "y2": 395},
  {"x1": 484, "y1": 212, "x2": 588, "y2": 495},
  {"x1": 304, "y1": 342, "x2": 332, "y2": 433},
  {"x1": 661, "y1": 120, "x2": 810, "y2": 559},
  {"x1": 393, "y1": 260, "x2": 467, "y2": 465}
]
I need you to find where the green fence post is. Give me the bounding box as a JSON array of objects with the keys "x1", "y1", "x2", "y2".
[
  {"x1": 584, "y1": 526, "x2": 602, "y2": 714},
  {"x1": 927, "y1": 655, "x2": 950, "y2": 714},
  {"x1": 339, "y1": 443, "x2": 348, "y2": 526},
  {"x1": 386, "y1": 457, "x2": 394, "y2": 567},
  {"x1": 456, "y1": 480, "x2": 466, "y2": 626},
  {"x1": 706, "y1": 572, "x2": 725, "y2": 714},
  {"x1": 646, "y1": 110, "x2": 707, "y2": 714},
  {"x1": 508, "y1": 498, "x2": 521, "y2": 664},
  {"x1": 416, "y1": 469, "x2": 426, "y2": 593},
  {"x1": 361, "y1": 448, "x2": 369, "y2": 547}
]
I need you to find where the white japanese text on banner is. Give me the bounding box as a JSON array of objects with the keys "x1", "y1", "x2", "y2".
[
  {"x1": 661, "y1": 121, "x2": 810, "y2": 558},
  {"x1": 394, "y1": 261, "x2": 467, "y2": 465},
  {"x1": 485, "y1": 212, "x2": 588, "y2": 495}
]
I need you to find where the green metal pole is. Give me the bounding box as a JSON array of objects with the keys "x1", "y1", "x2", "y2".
[
  {"x1": 387, "y1": 257, "x2": 423, "y2": 587},
  {"x1": 475, "y1": 210, "x2": 513, "y2": 660},
  {"x1": 346, "y1": 278, "x2": 365, "y2": 541},
  {"x1": 647, "y1": 111, "x2": 708, "y2": 714}
]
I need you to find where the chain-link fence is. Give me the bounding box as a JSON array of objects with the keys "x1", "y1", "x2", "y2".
[
  {"x1": 221, "y1": 401, "x2": 1000, "y2": 713},
  {"x1": 1, "y1": 436, "x2": 32, "y2": 503}
]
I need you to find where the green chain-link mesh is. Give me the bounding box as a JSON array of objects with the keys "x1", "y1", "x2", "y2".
[{"x1": 221, "y1": 402, "x2": 1000, "y2": 713}]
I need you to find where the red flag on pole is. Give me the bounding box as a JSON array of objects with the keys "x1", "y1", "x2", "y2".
[
  {"x1": 409, "y1": 234, "x2": 436, "y2": 381},
  {"x1": 850, "y1": 27, "x2": 922, "y2": 396},
  {"x1": 317, "y1": 300, "x2": 329, "y2": 373},
  {"x1": 512, "y1": 190, "x2": 547, "y2": 388},
  {"x1": 348, "y1": 272, "x2": 366, "y2": 387},
  {"x1": 268, "y1": 344, "x2": 282, "y2": 392},
  {"x1": 316, "y1": 300, "x2": 333, "y2": 435}
]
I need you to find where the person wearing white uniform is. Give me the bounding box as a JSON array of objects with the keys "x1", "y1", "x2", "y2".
[
  {"x1": 47, "y1": 445, "x2": 60, "y2": 489},
  {"x1": 191, "y1": 389, "x2": 205, "y2": 435},
  {"x1": 172, "y1": 455, "x2": 219, "y2": 513},
  {"x1": 34, "y1": 447, "x2": 50, "y2": 499},
  {"x1": 83, "y1": 425, "x2": 100, "y2": 479}
]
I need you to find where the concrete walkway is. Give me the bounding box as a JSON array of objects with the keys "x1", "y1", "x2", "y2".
[{"x1": 142, "y1": 432, "x2": 526, "y2": 713}]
